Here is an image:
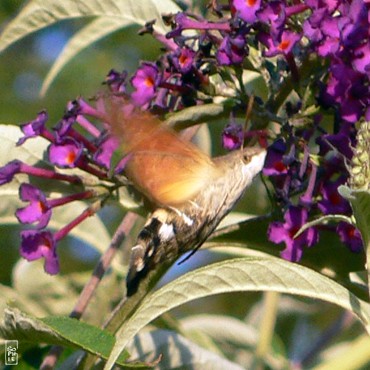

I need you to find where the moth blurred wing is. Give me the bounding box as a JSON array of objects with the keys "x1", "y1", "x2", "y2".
[
  {"x1": 110, "y1": 104, "x2": 218, "y2": 206},
  {"x1": 125, "y1": 151, "x2": 219, "y2": 205}
]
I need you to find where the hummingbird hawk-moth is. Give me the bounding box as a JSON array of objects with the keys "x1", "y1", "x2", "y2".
[{"x1": 109, "y1": 103, "x2": 266, "y2": 296}]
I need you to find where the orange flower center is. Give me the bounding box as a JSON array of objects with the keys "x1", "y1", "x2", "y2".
[
  {"x1": 278, "y1": 39, "x2": 290, "y2": 51},
  {"x1": 66, "y1": 151, "x2": 76, "y2": 164},
  {"x1": 144, "y1": 77, "x2": 155, "y2": 87},
  {"x1": 179, "y1": 54, "x2": 188, "y2": 66},
  {"x1": 246, "y1": 0, "x2": 257, "y2": 6},
  {"x1": 37, "y1": 201, "x2": 48, "y2": 213}
]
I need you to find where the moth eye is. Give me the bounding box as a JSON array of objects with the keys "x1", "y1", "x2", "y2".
[{"x1": 242, "y1": 153, "x2": 251, "y2": 163}]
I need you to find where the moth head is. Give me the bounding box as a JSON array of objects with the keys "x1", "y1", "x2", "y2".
[
  {"x1": 240, "y1": 147, "x2": 267, "y2": 180},
  {"x1": 215, "y1": 146, "x2": 266, "y2": 176}
]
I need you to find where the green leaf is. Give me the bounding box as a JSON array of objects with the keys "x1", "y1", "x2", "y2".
[
  {"x1": 166, "y1": 103, "x2": 229, "y2": 130},
  {"x1": 41, "y1": 316, "x2": 130, "y2": 363},
  {"x1": 181, "y1": 314, "x2": 258, "y2": 347},
  {"x1": 0, "y1": 307, "x2": 131, "y2": 365},
  {"x1": 0, "y1": 283, "x2": 47, "y2": 318},
  {"x1": 217, "y1": 212, "x2": 258, "y2": 229},
  {"x1": 242, "y1": 69, "x2": 269, "y2": 101},
  {"x1": 181, "y1": 314, "x2": 288, "y2": 370},
  {"x1": 40, "y1": 17, "x2": 130, "y2": 95},
  {"x1": 339, "y1": 185, "x2": 370, "y2": 299},
  {"x1": 0, "y1": 307, "x2": 64, "y2": 344},
  {"x1": 11, "y1": 260, "x2": 80, "y2": 316},
  {"x1": 127, "y1": 329, "x2": 244, "y2": 370},
  {"x1": 212, "y1": 213, "x2": 269, "y2": 239},
  {"x1": 105, "y1": 255, "x2": 370, "y2": 369},
  {"x1": 0, "y1": 124, "x2": 49, "y2": 165},
  {"x1": 0, "y1": 0, "x2": 180, "y2": 54}
]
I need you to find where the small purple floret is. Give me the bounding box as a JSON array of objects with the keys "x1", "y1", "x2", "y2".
[
  {"x1": 15, "y1": 183, "x2": 51, "y2": 229},
  {"x1": 20, "y1": 230, "x2": 59, "y2": 274},
  {"x1": 48, "y1": 139, "x2": 83, "y2": 168},
  {"x1": 17, "y1": 111, "x2": 49, "y2": 146},
  {"x1": 268, "y1": 206, "x2": 319, "y2": 262}
]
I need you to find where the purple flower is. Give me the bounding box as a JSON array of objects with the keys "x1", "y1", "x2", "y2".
[
  {"x1": 48, "y1": 138, "x2": 83, "y2": 168},
  {"x1": 259, "y1": 30, "x2": 301, "y2": 57},
  {"x1": 0, "y1": 160, "x2": 81, "y2": 185},
  {"x1": 165, "y1": 12, "x2": 195, "y2": 38},
  {"x1": 131, "y1": 62, "x2": 160, "y2": 106},
  {"x1": 20, "y1": 230, "x2": 59, "y2": 274},
  {"x1": 320, "y1": 61, "x2": 369, "y2": 124},
  {"x1": 338, "y1": 0, "x2": 368, "y2": 49},
  {"x1": 262, "y1": 139, "x2": 288, "y2": 176},
  {"x1": 171, "y1": 47, "x2": 196, "y2": 73},
  {"x1": 105, "y1": 69, "x2": 127, "y2": 93},
  {"x1": 0, "y1": 160, "x2": 22, "y2": 185},
  {"x1": 165, "y1": 12, "x2": 231, "y2": 39},
  {"x1": 316, "y1": 18, "x2": 340, "y2": 57},
  {"x1": 54, "y1": 115, "x2": 75, "y2": 140},
  {"x1": 306, "y1": 0, "x2": 339, "y2": 14},
  {"x1": 68, "y1": 98, "x2": 106, "y2": 123},
  {"x1": 317, "y1": 177, "x2": 351, "y2": 215},
  {"x1": 352, "y1": 42, "x2": 370, "y2": 75},
  {"x1": 0, "y1": 160, "x2": 83, "y2": 186},
  {"x1": 15, "y1": 183, "x2": 51, "y2": 229},
  {"x1": 316, "y1": 122, "x2": 355, "y2": 160},
  {"x1": 222, "y1": 123, "x2": 244, "y2": 150},
  {"x1": 93, "y1": 135, "x2": 119, "y2": 169},
  {"x1": 17, "y1": 111, "x2": 53, "y2": 145},
  {"x1": 231, "y1": 0, "x2": 261, "y2": 23},
  {"x1": 299, "y1": 163, "x2": 318, "y2": 207},
  {"x1": 303, "y1": 4, "x2": 341, "y2": 57},
  {"x1": 257, "y1": 1, "x2": 286, "y2": 38},
  {"x1": 54, "y1": 115, "x2": 98, "y2": 154},
  {"x1": 337, "y1": 222, "x2": 363, "y2": 253},
  {"x1": 216, "y1": 35, "x2": 247, "y2": 66},
  {"x1": 268, "y1": 206, "x2": 319, "y2": 262},
  {"x1": 303, "y1": 17, "x2": 323, "y2": 44},
  {"x1": 62, "y1": 99, "x2": 103, "y2": 138},
  {"x1": 303, "y1": 0, "x2": 370, "y2": 123}
]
